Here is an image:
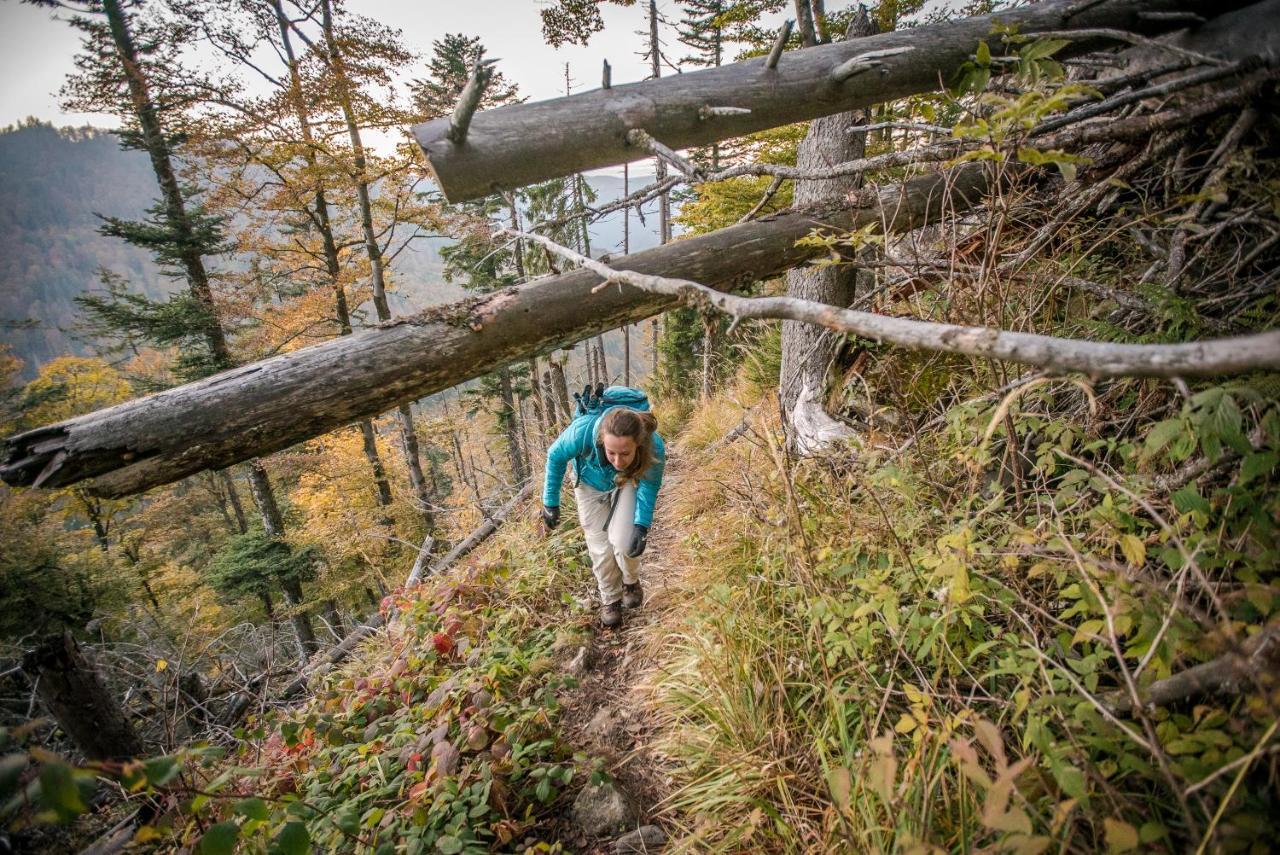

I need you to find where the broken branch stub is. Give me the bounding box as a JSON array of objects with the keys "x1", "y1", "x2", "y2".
[{"x1": 411, "y1": 0, "x2": 1253, "y2": 201}]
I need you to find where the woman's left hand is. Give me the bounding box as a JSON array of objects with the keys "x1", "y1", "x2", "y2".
[{"x1": 627, "y1": 525, "x2": 649, "y2": 558}]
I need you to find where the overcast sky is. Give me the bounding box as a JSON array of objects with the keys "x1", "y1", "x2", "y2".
[{"x1": 0, "y1": 1, "x2": 785, "y2": 133}]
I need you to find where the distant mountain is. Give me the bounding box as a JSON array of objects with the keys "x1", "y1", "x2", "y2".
[
  {"x1": 0, "y1": 121, "x2": 170, "y2": 379},
  {"x1": 0, "y1": 121, "x2": 665, "y2": 380}
]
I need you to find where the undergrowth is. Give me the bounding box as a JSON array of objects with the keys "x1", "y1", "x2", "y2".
[{"x1": 639, "y1": 371, "x2": 1279, "y2": 854}]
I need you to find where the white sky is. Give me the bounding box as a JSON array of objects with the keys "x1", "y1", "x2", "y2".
[{"x1": 0, "y1": 1, "x2": 775, "y2": 133}]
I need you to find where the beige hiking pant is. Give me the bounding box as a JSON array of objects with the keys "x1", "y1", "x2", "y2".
[{"x1": 575, "y1": 481, "x2": 641, "y2": 604}]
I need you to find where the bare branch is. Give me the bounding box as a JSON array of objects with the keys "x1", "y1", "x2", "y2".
[{"x1": 502, "y1": 229, "x2": 1280, "y2": 379}]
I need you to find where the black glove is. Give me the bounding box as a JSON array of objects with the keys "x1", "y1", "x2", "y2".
[
  {"x1": 542, "y1": 505, "x2": 560, "y2": 530},
  {"x1": 627, "y1": 525, "x2": 649, "y2": 558}
]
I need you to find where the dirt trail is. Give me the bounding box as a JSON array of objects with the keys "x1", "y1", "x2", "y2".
[{"x1": 553, "y1": 457, "x2": 689, "y2": 850}]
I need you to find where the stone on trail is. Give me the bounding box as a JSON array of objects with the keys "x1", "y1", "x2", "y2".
[
  {"x1": 614, "y1": 824, "x2": 666, "y2": 853},
  {"x1": 571, "y1": 779, "x2": 637, "y2": 837}
]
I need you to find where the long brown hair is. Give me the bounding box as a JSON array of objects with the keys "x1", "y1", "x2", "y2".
[{"x1": 599, "y1": 408, "x2": 659, "y2": 485}]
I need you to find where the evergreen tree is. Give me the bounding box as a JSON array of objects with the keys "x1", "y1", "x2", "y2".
[
  {"x1": 46, "y1": 0, "x2": 320, "y2": 657},
  {"x1": 409, "y1": 33, "x2": 519, "y2": 121}
]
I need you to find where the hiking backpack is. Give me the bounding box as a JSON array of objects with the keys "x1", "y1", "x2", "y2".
[{"x1": 573, "y1": 384, "x2": 650, "y2": 418}]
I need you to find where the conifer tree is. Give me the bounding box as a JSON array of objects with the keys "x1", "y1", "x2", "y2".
[{"x1": 47, "y1": 0, "x2": 320, "y2": 657}]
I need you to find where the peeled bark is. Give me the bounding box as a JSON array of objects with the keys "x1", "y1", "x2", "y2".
[
  {"x1": 411, "y1": 0, "x2": 1249, "y2": 201},
  {"x1": 2, "y1": 166, "x2": 994, "y2": 497},
  {"x1": 23, "y1": 632, "x2": 144, "y2": 761}
]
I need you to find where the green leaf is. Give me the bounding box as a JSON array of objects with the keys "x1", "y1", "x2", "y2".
[
  {"x1": 1053, "y1": 764, "x2": 1088, "y2": 801},
  {"x1": 143, "y1": 755, "x2": 181, "y2": 787},
  {"x1": 436, "y1": 835, "x2": 463, "y2": 854},
  {"x1": 1021, "y1": 38, "x2": 1069, "y2": 61},
  {"x1": 38, "y1": 762, "x2": 87, "y2": 822},
  {"x1": 1240, "y1": 451, "x2": 1277, "y2": 485},
  {"x1": 1172, "y1": 486, "x2": 1210, "y2": 515},
  {"x1": 273, "y1": 821, "x2": 310, "y2": 855},
  {"x1": 976, "y1": 40, "x2": 992, "y2": 65},
  {"x1": 1143, "y1": 419, "x2": 1184, "y2": 459},
  {"x1": 197, "y1": 821, "x2": 239, "y2": 855},
  {"x1": 234, "y1": 797, "x2": 269, "y2": 821}
]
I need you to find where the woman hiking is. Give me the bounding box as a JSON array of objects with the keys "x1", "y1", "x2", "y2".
[{"x1": 542, "y1": 385, "x2": 666, "y2": 628}]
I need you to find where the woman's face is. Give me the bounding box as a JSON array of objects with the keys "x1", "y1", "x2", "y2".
[{"x1": 602, "y1": 432, "x2": 638, "y2": 470}]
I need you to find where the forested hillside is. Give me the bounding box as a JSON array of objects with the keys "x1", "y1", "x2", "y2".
[
  {"x1": 0, "y1": 121, "x2": 170, "y2": 377},
  {"x1": 1, "y1": 0, "x2": 1277, "y2": 853},
  {"x1": 0, "y1": 122, "x2": 657, "y2": 380}
]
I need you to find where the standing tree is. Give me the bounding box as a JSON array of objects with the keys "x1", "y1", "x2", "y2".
[{"x1": 777, "y1": 6, "x2": 877, "y2": 450}]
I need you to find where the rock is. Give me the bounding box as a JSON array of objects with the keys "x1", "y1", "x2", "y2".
[
  {"x1": 571, "y1": 780, "x2": 637, "y2": 837},
  {"x1": 614, "y1": 825, "x2": 666, "y2": 854},
  {"x1": 565, "y1": 645, "x2": 590, "y2": 678},
  {"x1": 585, "y1": 707, "x2": 620, "y2": 744}
]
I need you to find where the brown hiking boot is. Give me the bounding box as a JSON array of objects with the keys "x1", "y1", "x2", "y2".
[
  {"x1": 600, "y1": 600, "x2": 623, "y2": 628},
  {"x1": 622, "y1": 582, "x2": 643, "y2": 609}
]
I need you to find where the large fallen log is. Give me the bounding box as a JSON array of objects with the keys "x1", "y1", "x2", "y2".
[
  {"x1": 412, "y1": 0, "x2": 1252, "y2": 201},
  {"x1": 0, "y1": 163, "x2": 995, "y2": 498}
]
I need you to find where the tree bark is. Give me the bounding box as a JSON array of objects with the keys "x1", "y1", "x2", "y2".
[
  {"x1": 2, "y1": 166, "x2": 996, "y2": 497},
  {"x1": 497, "y1": 367, "x2": 527, "y2": 483},
  {"x1": 219, "y1": 469, "x2": 248, "y2": 534},
  {"x1": 779, "y1": 9, "x2": 876, "y2": 449},
  {"x1": 550, "y1": 358, "x2": 573, "y2": 424},
  {"x1": 410, "y1": 0, "x2": 1248, "y2": 201},
  {"x1": 23, "y1": 632, "x2": 144, "y2": 761}
]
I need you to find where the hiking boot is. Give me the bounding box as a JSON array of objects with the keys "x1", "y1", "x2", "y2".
[
  {"x1": 622, "y1": 582, "x2": 643, "y2": 609},
  {"x1": 600, "y1": 600, "x2": 623, "y2": 628}
]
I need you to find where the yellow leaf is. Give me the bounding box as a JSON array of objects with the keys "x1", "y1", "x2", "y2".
[
  {"x1": 828, "y1": 766, "x2": 851, "y2": 810},
  {"x1": 974, "y1": 719, "x2": 1006, "y2": 768},
  {"x1": 894, "y1": 713, "x2": 917, "y2": 734},
  {"x1": 155, "y1": 659, "x2": 168, "y2": 672},
  {"x1": 1104, "y1": 818, "x2": 1139, "y2": 853},
  {"x1": 133, "y1": 826, "x2": 162, "y2": 844},
  {"x1": 1119, "y1": 534, "x2": 1145, "y2": 567}
]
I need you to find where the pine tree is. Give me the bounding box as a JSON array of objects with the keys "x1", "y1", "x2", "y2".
[{"x1": 48, "y1": 0, "x2": 321, "y2": 657}]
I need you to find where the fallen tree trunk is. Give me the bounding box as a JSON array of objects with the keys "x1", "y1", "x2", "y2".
[
  {"x1": 405, "y1": 481, "x2": 535, "y2": 588},
  {"x1": 1, "y1": 163, "x2": 994, "y2": 498},
  {"x1": 412, "y1": 0, "x2": 1251, "y2": 201}
]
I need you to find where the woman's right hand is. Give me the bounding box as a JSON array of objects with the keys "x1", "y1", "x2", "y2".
[{"x1": 541, "y1": 505, "x2": 560, "y2": 532}]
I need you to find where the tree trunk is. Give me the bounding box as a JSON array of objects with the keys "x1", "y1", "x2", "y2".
[
  {"x1": 497, "y1": 367, "x2": 527, "y2": 484},
  {"x1": 3, "y1": 165, "x2": 1001, "y2": 496},
  {"x1": 411, "y1": 0, "x2": 1249, "y2": 201},
  {"x1": 322, "y1": 599, "x2": 345, "y2": 640},
  {"x1": 358, "y1": 421, "x2": 395, "y2": 509},
  {"x1": 274, "y1": 2, "x2": 404, "y2": 526},
  {"x1": 550, "y1": 358, "x2": 573, "y2": 424},
  {"x1": 701, "y1": 317, "x2": 717, "y2": 401},
  {"x1": 596, "y1": 336, "x2": 609, "y2": 384},
  {"x1": 246, "y1": 460, "x2": 317, "y2": 660},
  {"x1": 319, "y1": 0, "x2": 434, "y2": 529},
  {"x1": 23, "y1": 632, "x2": 144, "y2": 761},
  {"x1": 779, "y1": 9, "x2": 876, "y2": 450},
  {"x1": 219, "y1": 469, "x2": 248, "y2": 534}
]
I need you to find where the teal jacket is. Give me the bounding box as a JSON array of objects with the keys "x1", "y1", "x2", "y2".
[{"x1": 543, "y1": 407, "x2": 666, "y2": 527}]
